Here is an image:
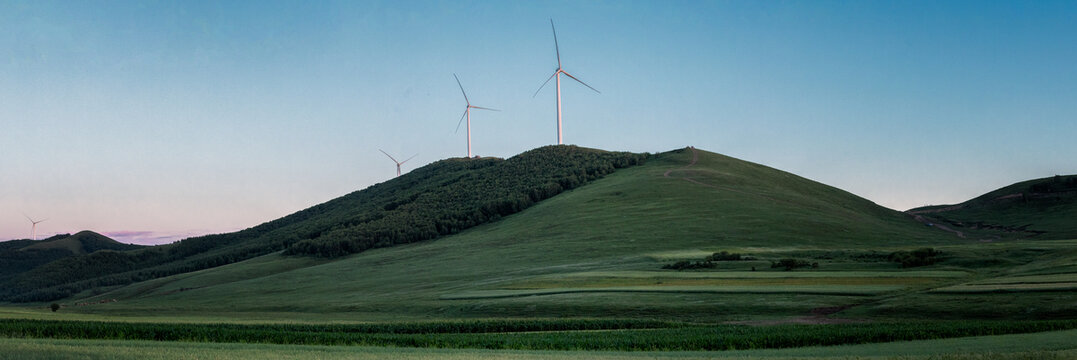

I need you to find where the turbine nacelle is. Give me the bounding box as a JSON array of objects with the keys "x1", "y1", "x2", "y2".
[
  {"x1": 380, "y1": 149, "x2": 417, "y2": 177},
  {"x1": 534, "y1": 19, "x2": 600, "y2": 145},
  {"x1": 453, "y1": 74, "x2": 498, "y2": 158},
  {"x1": 23, "y1": 213, "x2": 47, "y2": 241}
]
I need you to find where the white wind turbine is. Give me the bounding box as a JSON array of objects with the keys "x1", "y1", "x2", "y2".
[
  {"x1": 379, "y1": 149, "x2": 418, "y2": 177},
  {"x1": 534, "y1": 19, "x2": 600, "y2": 145},
  {"x1": 454, "y1": 73, "x2": 499, "y2": 158},
  {"x1": 23, "y1": 214, "x2": 47, "y2": 241}
]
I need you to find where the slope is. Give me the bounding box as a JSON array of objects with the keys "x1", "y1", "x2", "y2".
[
  {"x1": 66, "y1": 147, "x2": 959, "y2": 321},
  {"x1": 2, "y1": 146, "x2": 646, "y2": 302},
  {"x1": 909, "y1": 175, "x2": 1077, "y2": 240},
  {"x1": 0, "y1": 232, "x2": 140, "y2": 285}
]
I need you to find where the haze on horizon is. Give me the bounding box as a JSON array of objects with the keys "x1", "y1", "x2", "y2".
[{"x1": 3, "y1": 1, "x2": 1076, "y2": 245}]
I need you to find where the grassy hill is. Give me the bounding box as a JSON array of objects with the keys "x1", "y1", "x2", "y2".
[
  {"x1": 53, "y1": 147, "x2": 987, "y2": 322},
  {"x1": 18, "y1": 231, "x2": 140, "y2": 255},
  {"x1": 0, "y1": 232, "x2": 139, "y2": 286},
  {"x1": 909, "y1": 175, "x2": 1077, "y2": 240},
  {"x1": 1, "y1": 146, "x2": 646, "y2": 302}
]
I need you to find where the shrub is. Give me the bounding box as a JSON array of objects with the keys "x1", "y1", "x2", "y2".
[
  {"x1": 706, "y1": 251, "x2": 744, "y2": 261},
  {"x1": 889, "y1": 248, "x2": 940, "y2": 268},
  {"x1": 662, "y1": 260, "x2": 716, "y2": 270},
  {"x1": 771, "y1": 258, "x2": 816, "y2": 271},
  {"x1": 49, "y1": 303, "x2": 59, "y2": 312}
]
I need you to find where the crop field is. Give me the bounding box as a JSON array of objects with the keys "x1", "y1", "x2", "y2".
[
  {"x1": 4, "y1": 318, "x2": 1077, "y2": 352},
  {"x1": 932, "y1": 272, "x2": 1077, "y2": 293},
  {"x1": 3, "y1": 329, "x2": 1077, "y2": 360},
  {"x1": 441, "y1": 285, "x2": 906, "y2": 299}
]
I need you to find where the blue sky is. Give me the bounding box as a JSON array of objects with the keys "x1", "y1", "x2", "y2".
[{"x1": 3, "y1": 0, "x2": 1076, "y2": 244}]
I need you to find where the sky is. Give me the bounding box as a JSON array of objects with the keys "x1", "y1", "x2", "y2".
[{"x1": 3, "y1": 0, "x2": 1076, "y2": 244}]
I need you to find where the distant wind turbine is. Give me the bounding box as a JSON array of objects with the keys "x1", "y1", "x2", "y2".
[
  {"x1": 23, "y1": 214, "x2": 47, "y2": 241},
  {"x1": 379, "y1": 149, "x2": 417, "y2": 177},
  {"x1": 454, "y1": 73, "x2": 499, "y2": 158},
  {"x1": 534, "y1": 19, "x2": 600, "y2": 145}
]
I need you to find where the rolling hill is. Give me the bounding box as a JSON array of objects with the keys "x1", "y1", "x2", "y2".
[
  {"x1": 1, "y1": 146, "x2": 646, "y2": 302},
  {"x1": 51, "y1": 147, "x2": 977, "y2": 321},
  {"x1": 909, "y1": 175, "x2": 1077, "y2": 240},
  {"x1": 0, "y1": 231, "x2": 140, "y2": 285},
  {"x1": 18, "y1": 231, "x2": 141, "y2": 255}
]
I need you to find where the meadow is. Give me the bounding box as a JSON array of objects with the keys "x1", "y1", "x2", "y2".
[{"x1": 2, "y1": 148, "x2": 1075, "y2": 357}]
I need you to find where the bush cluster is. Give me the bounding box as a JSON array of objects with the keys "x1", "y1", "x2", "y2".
[
  {"x1": 770, "y1": 258, "x2": 818, "y2": 271},
  {"x1": 661, "y1": 260, "x2": 716, "y2": 270},
  {"x1": 706, "y1": 251, "x2": 746, "y2": 261},
  {"x1": 889, "y1": 248, "x2": 940, "y2": 268}
]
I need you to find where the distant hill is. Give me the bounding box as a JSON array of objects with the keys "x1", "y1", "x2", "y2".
[
  {"x1": 0, "y1": 231, "x2": 140, "y2": 285},
  {"x1": 909, "y1": 175, "x2": 1077, "y2": 239},
  {"x1": 19, "y1": 231, "x2": 141, "y2": 254},
  {"x1": 1, "y1": 146, "x2": 647, "y2": 302}
]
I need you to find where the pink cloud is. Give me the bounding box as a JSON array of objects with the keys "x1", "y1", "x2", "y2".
[{"x1": 102, "y1": 230, "x2": 206, "y2": 246}]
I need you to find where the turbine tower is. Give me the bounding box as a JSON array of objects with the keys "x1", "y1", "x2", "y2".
[
  {"x1": 379, "y1": 149, "x2": 417, "y2": 177},
  {"x1": 454, "y1": 73, "x2": 498, "y2": 158},
  {"x1": 23, "y1": 214, "x2": 47, "y2": 241},
  {"x1": 534, "y1": 19, "x2": 600, "y2": 145}
]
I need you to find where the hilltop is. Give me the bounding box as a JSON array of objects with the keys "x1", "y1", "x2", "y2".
[
  {"x1": 909, "y1": 175, "x2": 1077, "y2": 240},
  {"x1": 0, "y1": 231, "x2": 140, "y2": 285},
  {"x1": 18, "y1": 231, "x2": 140, "y2": 255}
]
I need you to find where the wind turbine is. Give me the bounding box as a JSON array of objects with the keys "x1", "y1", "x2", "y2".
[
  {"x1": 23, "y1": 214, "x2": 47, "y2": 241},
  {"x1": 379, "y1": 149, "x2": 417, "y2": 177},
  {"x1": 534, "y1": 19, "x2": 600, "y2": 145},
  {"x1": 454, "y1": 73, "x2": 498, "y2": 158}
]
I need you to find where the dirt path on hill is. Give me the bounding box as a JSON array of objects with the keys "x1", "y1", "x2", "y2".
[
  {"x1": 663, "y1": 146, "x2": 744, "y2": 192},
  {"x1": 662, "y1": 146, "x2": 717, "y2": 191},
  {"x1": 908, "y1": 213, "x2": 966, "y2": 238}
]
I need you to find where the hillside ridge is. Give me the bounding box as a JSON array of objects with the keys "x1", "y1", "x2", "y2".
[{"x1": 908, "y1": 174, "x2": 1077, "y2": 240}]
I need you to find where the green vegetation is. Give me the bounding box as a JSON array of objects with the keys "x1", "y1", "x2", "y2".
[
  {"x1": 909, "y1": 174, "x2": 1077, "y2": 240},
  {"x1": 2, "y1": 147, "x2": 1075, "y2": 358},
  {"x1": 889, "y1": 248, "x2": 941, "y2": 268},
  {"x1": 4, "y1": 329, "x2": 1077, "y2": 360},
  {"x1": 284, "y1": 146, "x2": 646, "y2": 257},
  {"x1": 770, "y1": 259, "x2": 818, "y2": 271},
  {"x1": 0, "y1": 146, "x2": 645, "y2": 303},
  {"x1": 3, "y1": 318, "x2": 1077, "y2": 351},
  {"x1": 661, "y1": 251, "x2": 747, "y2": 270},
  {"x1": 0, "y1": 232, "x2": 140, "y2": 291}
]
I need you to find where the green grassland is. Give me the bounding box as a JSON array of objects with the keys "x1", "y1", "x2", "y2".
[
  {"x1": 909, "y1": 175, "x2": 1077, "y2": 240},
  {"x1": 3, "y1": 328, "x2": 1077, "y2": 359},
  {"x1": 2, "y1": 147, "x2": 1075, "y2": 357},
  {"x1": 18, "y1": 147, "x2": 974, "y2": 321}
]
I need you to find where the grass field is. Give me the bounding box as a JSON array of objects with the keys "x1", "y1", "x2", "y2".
[
  {"x1": 3, "y1": 328, "x2": 1077, "y2": 359},
  {"x1": 2, "y1": 148, "x2": 1075, "y2": 357}
]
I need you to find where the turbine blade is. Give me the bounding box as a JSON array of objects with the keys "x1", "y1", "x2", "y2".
[
  {"x1": 23, "y1": 213, "x2": 32, "y2": 222},
  {"x1": 453, "y1": 73, "x2": 470, "y2": 105},
  {"x1": 550, "y1": 19, "x2": 561, "y2": 68},
  {"x1": 401, "y1": 153, "x2": 418, "y2": 164},
  {"x1": 470, "y1": 105, "x2": 500, "y2": 111},
  {"x1": 379, "y1": 149, "x2": 399, "y2": 163},
  {"x1": 533, "y1": 72, "x2": 557, "y2": 97},
  {"x1": 561, "y1": 71, "x2": 601, "y2": 94},
  {"x1": 455, "y1": 108, "x2": 467, "y2": 133}
]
